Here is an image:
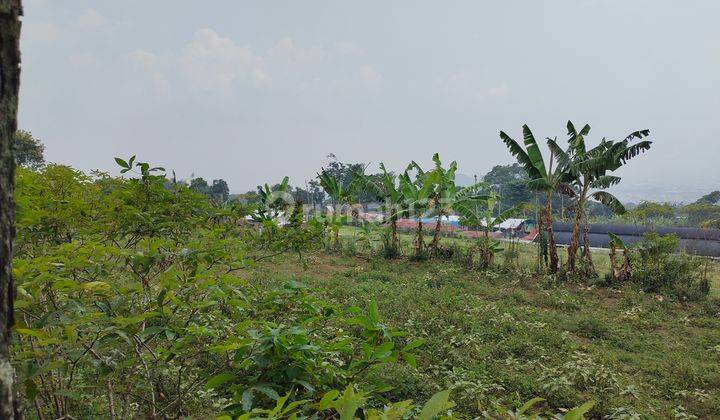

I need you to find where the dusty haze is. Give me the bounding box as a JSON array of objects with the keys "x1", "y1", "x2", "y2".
[{"x1": 18, "y1": 0, "x2": 720, "y2": 202}]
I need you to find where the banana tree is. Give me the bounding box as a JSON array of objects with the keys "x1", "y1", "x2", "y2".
[
  {"x1": 554, "y1": 122, "x2": 651, "y2": 273},
  {"x1": 351, "y1": 163, "x2": 403, "y2": 253},
  {"x1": 410, "y1": 154, "x2": 487, "y2": 256},
  {"x1": 455, "y1": 191, "x2": 520, "y2": 268},
  {"x1": 317, "y1": 170, "x2": 357, "y2": 248},
  {"x1": 608, "y1": 232, "x2": 632, "y2": 283},
  {"x1": 253, "y1": 176, "x2": 293, "y2": 222},
  {"x1": 500, "y1": 125, "x2": 574, "y2": 273},
  {"x1": 398, "y1": 169, "x2": 434, "y2": 259}
]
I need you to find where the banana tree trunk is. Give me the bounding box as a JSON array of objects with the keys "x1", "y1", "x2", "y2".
[
  {"x1": 609, "y1": 246, "x2": 619, "y2": 280},
  {"x1": 567, "y1": 185, "x2": 588, "y2": 273},
  {"x1": 581, "y1": 224, "x2": 595, "y2": 274},
  {"x1": 430, "y1": 210, "x2": 443, "y2": 255},
  {"x1": 546, "y1": 210, "x2": 559, "y2": 273},
  {"x1": 619, "y1": 248, "x2": 632, "y2": 281},
  {"x1": 390, "y1": 217, "x2": 398, "y2": 249},
  {"x1": 544, "y1": 193, "x2": 559, "y2": 273},
  {"x1": 535, "y1": 207, "x2": 547, "y2": 270},
  {"x1": 414, "y1": 219, "x2": 425, "y2": 258}
]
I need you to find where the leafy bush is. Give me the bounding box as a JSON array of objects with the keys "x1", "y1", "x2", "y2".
[
  {"x1": 630, "y1": 233, "x2": 709, "y2": 300},
  {"x1": 13, "y1": 160, "x2": 423, "y2": 418}
]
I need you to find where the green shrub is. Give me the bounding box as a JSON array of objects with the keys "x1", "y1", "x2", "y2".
[{"x1": 631, "y1": 233, "x2": 709, "y2": 300}]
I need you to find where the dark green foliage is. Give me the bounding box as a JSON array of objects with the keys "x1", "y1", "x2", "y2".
[
  {"x1": 682, "y1": 203, "x2": 720, "y2": 227},
  {"x1": 694, "y1": 190, "x2": 720, "y2": 206},
  {"x1": 482, "y1": 163, "x2": 534, "y2": 210},
  {"x1": 12, "y1": 160, "x2": 427, "y2": 418},
  {"x1": 189, "y1": 176, "x2": 231, "y2": 202},
  {"x1": 13, "y1": 129, "x2": 45, "y2": 169},
  {"x1": 12, "y1": 149, "x2": 717, "y2": 418},
  {"x1": 631, "y1": 233, "x2": 709, "y2": 299}
]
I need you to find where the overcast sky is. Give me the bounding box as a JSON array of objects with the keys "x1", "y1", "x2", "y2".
[{"x1": 18, "y1": 0, "x2": 720, "y2": 201}]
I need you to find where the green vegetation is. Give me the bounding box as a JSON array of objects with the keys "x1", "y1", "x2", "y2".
[
  {"x1": 13, "y1": 161, "x2": 433, "y2": 418},
  {"x1": 259, "y1": 247, "x2": 720, "y2": 418},
  {"x1": 13, "y1": 130, "x2": 45, "y2": 170},
  {"x1": 9, "y1": 121, "x2": 720, "y2": 418}
]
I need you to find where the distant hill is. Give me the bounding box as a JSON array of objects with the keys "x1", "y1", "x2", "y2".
[{"x1": 694, "y1": 191, "x2": 720, "y2": 206}]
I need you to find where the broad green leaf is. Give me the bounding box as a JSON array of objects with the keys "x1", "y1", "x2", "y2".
[
  {"x1": 418, "y1": 389, "x2": 455, "y2": 420},
  {"x1": 403, "y1": 338, "x2": 425, "y2": 351},
  {"x1": 517, "y1": 397, "x2": 544, "y2": 415},
  {"x1": 205, "y1": 372, "x2": 234, "y2": 390},
  {"x1": 563, "y1": 400, "x2": 596, "y2": 420},
  {"x1": 114, "y1": 157, "x2": 129, "y2": 169}
]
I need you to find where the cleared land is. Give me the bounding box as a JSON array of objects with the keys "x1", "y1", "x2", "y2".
[{"x1": 252, "y1": 247, "x2": 720, "y2": 418}]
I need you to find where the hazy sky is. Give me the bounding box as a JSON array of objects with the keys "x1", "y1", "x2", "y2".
[{"x1": 19, "y1": 0, "x2": 720, "y2": 201}]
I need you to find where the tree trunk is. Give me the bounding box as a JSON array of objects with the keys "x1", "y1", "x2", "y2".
[
  {"x1": 0, "y1": 1, "x2": 22, "y2": 417},
  {"x1": 545, "y1": 209, "x2": 559, "y2": 273},
  {"x1": 566, "y1": 186, "x2": 587, "y2": 274},
  {"x1": 535, "y1": 206, "x2": 547, "y2": 270},
  {"x1": 430, "y1": 211, "x2": 443, "y2": 255},
  {"x1": 581, "y1": 223, "x2": 595, "y2": 274},
  {"x1": 544, "y1": 192, "x2": 559, "y2": 273},
  {"x1": 390, "y1": 217, "x2": 398, "y2": 249},
  {"x1": 619, "y1": 248, "x2": 632, "y2": 282},
  {"x1": 414, "y1": 220, "x2": 424, "y2": 258},
  {"x1": 609, "y1": 245, "x2": 619, "y2": 281}
]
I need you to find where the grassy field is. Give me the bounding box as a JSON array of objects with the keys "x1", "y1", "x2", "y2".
[
  {"x1": 251, "y1": 247, "x2": 720, "y2": 418},
  {"x1": 340, "y1": 225, "x2": 720, "y2": 297}
]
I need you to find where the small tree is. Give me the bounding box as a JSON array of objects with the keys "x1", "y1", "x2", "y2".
[
  {"x1": 555, "y1": 122, "x2": 651, "y2": 274},
  {"x1": 607, "y1": 233, "x2": 632, "y2": 284},
  {"x1": 398, "y1": 169, "x2": 433, "y2": 260},
  {"x1": 211, "y1": 179, "x2": 230, "y2": 202},
  {"x1": 254, "y1": 176, "x2": 293, "y2": 222},
  {"x1": 317, "y1": 170, "x2": 357, "y2": 248},
  {"x1": 500, "y1": 125, "x2": 573, "y2": 273},
  {"x1": 189, "y1": 177, "x2": 210, "y2": 194},
  {"x1": 456, "y1": 191, "x2": 519, "y2": 268},
  {"x1": 352, "y1": 163, "x2": 403, "y2": 255},
  {"x1": 14, "y1": 129, "x2": 44, "y2": 169}
]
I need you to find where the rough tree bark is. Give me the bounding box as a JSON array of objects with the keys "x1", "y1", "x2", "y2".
[
  {"x1": 430, "y1": 209, "x2": 443, "y2": 255},
  {"x1": 544, "y1": 191, "x2": 559, "y2": 273},
  {"x1": 414, "y1": 220, "x2": 425, "y2": 258},
  {"x1": 581, "y1": 224, "x2": 595, "y2": 274},
  {"x1": 390, "y1": 217, "x2": 398, "y2": 248},
  {"x1": 0, "y1": 0, "x2": 22, "y2": 417},
  {"x1": 545, "y1": 207, "x2": 559, "y2": 273},
  {"x1": 566, "y1": 185, "x2": 588, "y2": 274}
]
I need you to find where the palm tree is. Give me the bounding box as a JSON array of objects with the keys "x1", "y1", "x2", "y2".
[
  {"x1": 554, "y1": 122, "x2": 651, "y2": 273},
  {"x1": 500, "y1": 125, "x2": 573, "y2": 273},
  {"x1": 351, "y1": 163, "x2": 403, "y2": 253}
]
